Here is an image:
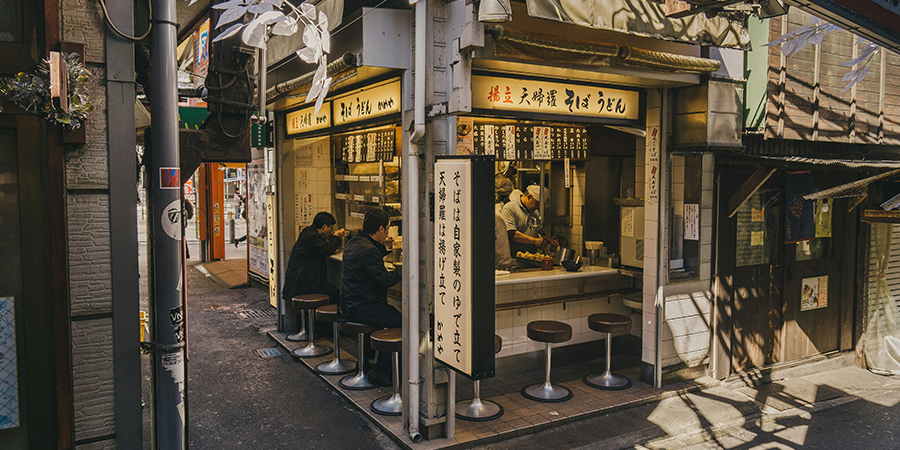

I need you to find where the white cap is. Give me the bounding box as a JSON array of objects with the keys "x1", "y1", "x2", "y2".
[{"x1": 526, "y1": 185, "x2": 547, "y2": 201}]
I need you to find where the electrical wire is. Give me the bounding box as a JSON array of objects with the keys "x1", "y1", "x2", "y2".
[{"x1": 99, "y1": 0, "x2": 153, "y2": 41}]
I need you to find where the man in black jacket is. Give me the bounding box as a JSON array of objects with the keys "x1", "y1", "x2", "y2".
[
  {"x1": 281, "y1": 212, "x2": 346, "y2": 330},
  {"x1": 340, "y1": 208, "x2": 401, "y2": 386}
]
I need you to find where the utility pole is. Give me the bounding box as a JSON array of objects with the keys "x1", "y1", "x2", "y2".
[{"x1": 146, "y1": 0, "x2": 186, "y2": 448}]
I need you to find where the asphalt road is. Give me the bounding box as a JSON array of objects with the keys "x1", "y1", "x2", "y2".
[
  {"x1": 667, "y1": 385, "x2": 900, "y2": 450},
  {"x1": 138, "y1": 243, "x2": 400, "y2": 449}
]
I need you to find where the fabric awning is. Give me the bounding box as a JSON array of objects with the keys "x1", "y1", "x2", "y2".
[{"x1": 524, "y1": 0, "x2": 749, "y2": 49}]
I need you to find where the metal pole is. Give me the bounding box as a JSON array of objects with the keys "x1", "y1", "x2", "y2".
[{"x1": 148, "y1": 0, "x2": 186, "y2": 448}]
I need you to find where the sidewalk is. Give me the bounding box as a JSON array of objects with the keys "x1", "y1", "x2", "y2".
[{"x1": 269, "y1": 324, "x2": 900, "y2": 450}]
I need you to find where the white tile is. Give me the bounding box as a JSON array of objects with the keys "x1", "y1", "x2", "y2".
[
  {"x1": 512, "y1": 325, "x2": 527, "y2": 345},
  {"x1": 496, "y1": 310, "x2": 513, "y2": 329},
  {"x1": 512, "y1": 308, "x2": 527, "y2": 327},
  {"x1": 511, "y1": 342, "x2": 526, "y2": 356}
]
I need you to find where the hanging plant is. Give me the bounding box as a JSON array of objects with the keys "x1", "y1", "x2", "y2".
[{"x1": 0, "y1": 52, "x2": 94, "y2": 129}]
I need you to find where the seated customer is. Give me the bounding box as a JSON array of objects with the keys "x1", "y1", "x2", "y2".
[
  {"x1": 281, "y1": 212, "x2": 345, "y2": 334},
  {"x1": 339, "y1": 209, "x2": 402, "y2": 386}
]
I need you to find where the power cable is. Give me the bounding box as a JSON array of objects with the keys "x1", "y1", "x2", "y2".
[{"x1": 99, "y1": 0, "x2": 153, "y2": 41}]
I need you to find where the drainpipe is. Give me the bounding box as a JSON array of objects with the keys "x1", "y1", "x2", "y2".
[{"x1": 406, "y1": 0, "x2": 426, "y2": 443}]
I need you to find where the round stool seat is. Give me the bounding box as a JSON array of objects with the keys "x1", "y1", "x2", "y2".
[
  {"x1": 340, "y1": 322, "x2": 379, "y2": 335},
  {"x1": 527, "y1": 320, "x2": 572, "y2": 343},
  {"x1": 292, "y1": 294, "x2": 329, "y2": 311},
  {"x1": 371, "y1": 328, "x2": 402, "y2": 353},
  {"x1": 495, "y1": 335, "x2": 502, "y2": 354},
  {"x1": 315, "y1": 304, "x2": 339, "y2": 323},
  {"x1": 588, "y1": 314, "x2": 631, "y2": 334}
]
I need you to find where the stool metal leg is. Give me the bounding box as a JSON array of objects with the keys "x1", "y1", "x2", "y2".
[
  {"x1": 456, "y1": 379, "x2": 503, "y2": 421},
  {"x1": 371, "y1": 352, "x2": 402, "y2": 416},
  {"x1": 522, "y1": 342, "x2": 572, "y2": 403},
  {"x1": 340, "y1": 333, "x2": 377, "y2": 390},
  {"x1": 292, "y1": 310, "x2": 332, "y2": 358},
  {"x1": 286, "y1": 310, "x2": 309, "y2": 342},
  {"x1": 316, "y1": 323, "x2": 356, "y2": 375},
  {"x1": 584, "y1": 332, "x2": 631, "y2": 390}
]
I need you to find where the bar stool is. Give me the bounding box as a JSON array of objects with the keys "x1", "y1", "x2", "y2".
[
  {"x1": 456, "y1": 335, "x2": 504, "y2": 421},
  {"x1": 290, "y1": 294, "x2": 332, "y2": 358},
  {"x1": 339, "y1": 322, "x2": 380, "y2": 390},
  {"x1": 286, "y1": 310, "x2": 309, "y2": 342},
  {"x1": 370, "y1": 328, "x2": 403, "y2": 416},
  {"x1": 314, "y1": 305, "x2": 356, "y2": 375},
  {"x1": 522, "y1": 320, "x2": 573, "y2": 403},
  {"x1": 584, "y1": 313, "x2": 632, "y2": 390}
]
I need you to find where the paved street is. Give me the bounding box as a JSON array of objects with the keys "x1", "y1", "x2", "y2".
[
  {"x1": 138, "y1": 210, "x2": 399, "y2": 450},
  {"x1": 135, "y1": 209, "x2": 900, "y2": 450}
]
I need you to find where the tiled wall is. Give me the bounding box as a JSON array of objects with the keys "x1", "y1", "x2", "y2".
[
  {"x1": 494, "y1": 277, "x2": 640, "y2": 358},
  {"x1": 641, "y1": 90, "x2": 662, "y2": 367}
]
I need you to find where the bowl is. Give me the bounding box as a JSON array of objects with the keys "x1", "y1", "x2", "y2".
[{"x1": 561, "y1": 259, "x2": 583, "y2": 272}]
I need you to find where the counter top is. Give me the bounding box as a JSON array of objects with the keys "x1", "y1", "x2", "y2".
[{"x1": 495, "y1": 266, "x2": 621, "y2": 285}]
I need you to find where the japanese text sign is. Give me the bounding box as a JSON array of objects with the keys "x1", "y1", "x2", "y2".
[
  {"x1": 472, "y1": 75, "x2": 640, "y2": 121},
  {"x1": 433, "y1": 156, "x2": 496, "y2": 379},
  {"x1": 333, "y1": 80, "x2": 401, "y2": 126},
  {"x1": 286, "y1": 103, "x2": 331, "y2": 135}
]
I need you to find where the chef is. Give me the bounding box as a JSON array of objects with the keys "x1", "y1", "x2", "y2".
[{"x1": 500, "y1": 185, "x2": 556, "y2": 256}]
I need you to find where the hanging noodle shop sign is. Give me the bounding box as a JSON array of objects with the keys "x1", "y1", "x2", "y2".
[
  {"x1": 433, "y1": 157, "x2": 495, "y2": 379},
  {"x1": 472, "y1": 75, "x2": 641, "y2": 122}
]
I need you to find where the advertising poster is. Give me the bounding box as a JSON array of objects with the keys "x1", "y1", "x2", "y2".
[
  {"x1": 247, "y1": 160, "x2": 268, "y2": 279},
  {"x1": 801, "y1": 275, "x2": 828, "y2": 311}
]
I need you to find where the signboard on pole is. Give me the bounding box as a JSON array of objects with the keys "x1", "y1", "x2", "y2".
[{"x1": 433, "y1": 156, "x2": 495, "y2": 380}]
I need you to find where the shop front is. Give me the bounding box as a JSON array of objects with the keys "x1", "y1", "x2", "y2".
[
  {"x1": 263, "y1": 0, "x2": 739, "y2": 443},
  {"x1": 274, "y1": 76, "x2": 404, "y2": 331}
]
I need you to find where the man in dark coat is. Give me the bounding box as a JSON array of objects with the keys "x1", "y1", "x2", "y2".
[
  {"x1": 281, "y1": 212, "x2": 345, "y2": 316},
  {"x1": 340, "y1": 208, "x2": 401, "y2": 386}
]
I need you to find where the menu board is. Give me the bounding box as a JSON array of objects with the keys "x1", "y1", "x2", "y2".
[
  {"x1": 433, "y1": 156, "x2": 495, "y2": 380},
  {"x1": 469, "y1": 122, "x2": 589, "y2": 161},
  {"x1": 337, "y1": 128, "x2": 396, "y2": 163}
]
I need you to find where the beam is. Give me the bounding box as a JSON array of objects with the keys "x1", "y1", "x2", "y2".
[{"x1": 727, "y1": 166, "x2": 777, "y2": 218}]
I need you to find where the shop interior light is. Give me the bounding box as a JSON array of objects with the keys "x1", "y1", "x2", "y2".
[{"x1": 478, "y1": 0, "x2": 512, "y2": 23}]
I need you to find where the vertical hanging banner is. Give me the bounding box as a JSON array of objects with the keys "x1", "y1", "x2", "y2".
[
  {"x1": 434, "y1": 156, "x2": 496, "y2": 380},
  {"x1": 646, "y1": 127, "x2": 660, "y2": 204},
  {"x1": 785, "y1": 171, "x2": 815, "y2": 244},
  {"x1": 266, "y1": 192, "x2": 279, "y2": 308}
]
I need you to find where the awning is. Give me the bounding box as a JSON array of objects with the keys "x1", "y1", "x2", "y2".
[
  {"x1": 487, "y1": 26, "x2": 722, "y2": 73},
  {"x1": 803, "y1": 168, "x2": 900, "y2": 201},
  {"x1": 524, "y1": 0, "x2": 749, "y2": 49}
]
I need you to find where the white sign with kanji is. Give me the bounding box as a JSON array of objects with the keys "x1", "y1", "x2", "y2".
[{"x1": 433, "y1": 160, "x2": 473, "y2": 375}]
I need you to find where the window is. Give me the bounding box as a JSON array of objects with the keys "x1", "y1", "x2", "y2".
[{"x1": 669, "y1": 154, "x2": 701, "y2": 279}]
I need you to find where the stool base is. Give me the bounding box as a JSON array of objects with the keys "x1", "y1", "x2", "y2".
[
  {"x1": 286, "y1": 330, "x2": 309, "y2": 342},
  {"x1": 291, "y1": 343, "x2": 332, "y2": 359},
  {"x1": 340, "y1": 372, "x2": 378, "y2": 390},
  {"x1": 371, "y1": 393, "x2": 402, "y2": 416},
  {"x1": 584, "y1": 371, "x2": 632, "y2": 390},
  {"x1": 455, "y1": 398, "x2": 503, "y2": 421},
  {"x1": 316, "y1": 358, "x2": 356, "y2": 375},
  {"x1": 522, "y1": 382, "x2": 572, "y2": 403}
]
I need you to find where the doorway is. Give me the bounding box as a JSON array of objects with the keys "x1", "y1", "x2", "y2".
[{"x1": 715, "y1": 166, "x2": 856, "y2": 376}]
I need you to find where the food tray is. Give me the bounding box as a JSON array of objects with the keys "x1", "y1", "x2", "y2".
[{"x1": 515, "y1": 257, "x2": 544, "y2": 269}]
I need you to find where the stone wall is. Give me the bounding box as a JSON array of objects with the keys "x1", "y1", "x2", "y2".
[{"x1": 62, "y1": 0, "x2": 117, "y2": 447}]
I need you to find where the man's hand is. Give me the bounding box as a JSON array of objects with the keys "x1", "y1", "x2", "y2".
[
  {"x1": 534, "y1": 235, "x2": 550, "y2": 252},
  {"x1": 334, "y1": 228, "x2": 346, "y2": 237}
]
